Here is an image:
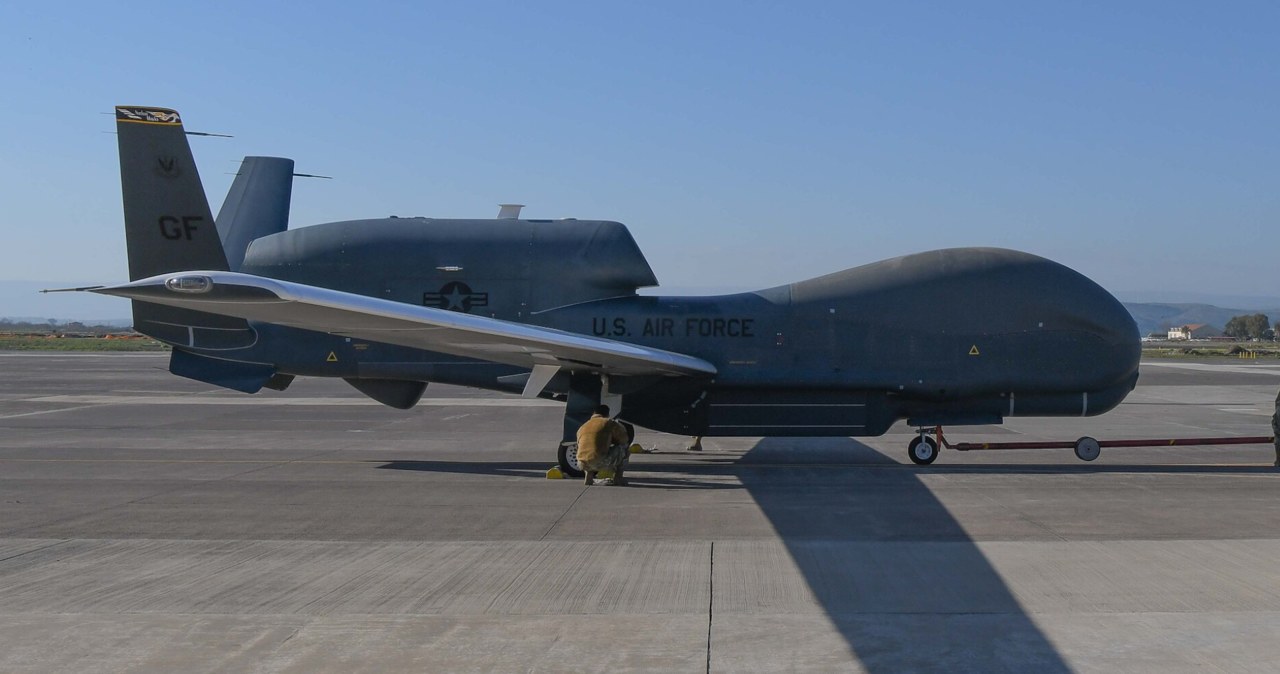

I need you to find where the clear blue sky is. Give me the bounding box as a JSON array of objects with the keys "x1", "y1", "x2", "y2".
[{"x1": 2, "y1": 1, "x2": 1277, "y2": 317}]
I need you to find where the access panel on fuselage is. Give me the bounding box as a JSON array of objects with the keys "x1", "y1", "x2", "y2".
[{"x1": 703, "y1": 389, "x2": 894, "y2": 437}]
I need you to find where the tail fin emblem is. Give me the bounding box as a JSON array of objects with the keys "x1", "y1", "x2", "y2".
[
  {"x1": 156, "y1": 156, "x2": 181, "y2": 178},
  {"x1": 116, "y1": 107, "x2": 182, "y2": 124}
]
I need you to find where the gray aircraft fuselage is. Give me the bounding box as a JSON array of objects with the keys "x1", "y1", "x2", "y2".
[{"x1": 182, "y1": 216, "x2": 1140, "y2": 439}]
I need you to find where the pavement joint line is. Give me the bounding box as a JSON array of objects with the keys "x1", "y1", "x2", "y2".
[
  {"x1": 3, "y1": 476, "x2": 219, "y2": 538},
  {"x1": 294, "y1": 544, "x2": 424, "y2": 615},
  {"x1": 214, "y1": 447, "x2": 355, "y2": 481},
  {"x1": 2, "y1": 448, "x2": 349, "y2": 537},
  {"x1": 0, "y1": 387, "x2": 228, "y2": 421},
  {"x1": 945, "y1": 474, "x2": 1070, "y2": 542},
  {"x1": 705, "y1": 540, "x2": 714, "y2": 674},
  {"x1": 0, "y1": 404, "x2": 105, "y2": 420},
  {"x1": 0, "y1": 539, "x2": 71, "y2": 565},
  {"x1": 0, "y1": 458, "x2": 357, "y2": 464},
  {"x1": 538, "y1": 482, "x2": 591, "y2": 541}
]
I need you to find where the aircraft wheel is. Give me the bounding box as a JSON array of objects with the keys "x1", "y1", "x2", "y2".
[
  {"x1": 558, "y1": 442, "x2": 584, "y2": 478},
  {"x1": 908, "y1": 435, "x2": 939, "y2": 465},
  {"x1": 1074, "y1": 436, "x2": 1101, "y2": 462}
]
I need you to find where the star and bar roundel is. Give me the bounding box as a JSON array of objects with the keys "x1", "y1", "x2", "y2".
[{"x1": 423, "y1": 282, "x2": 489, "y2": 313}]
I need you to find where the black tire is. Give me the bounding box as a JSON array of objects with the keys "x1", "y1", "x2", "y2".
[
  {"x1": 1074, "y1": 436, "x2": 1101, "y2": 462},
  {"x1": 557, "y1": 442, "x2": 584, "y2": 478},
  {"x1": 908, "y1": 436, "x2": 939, "y2": 465}
]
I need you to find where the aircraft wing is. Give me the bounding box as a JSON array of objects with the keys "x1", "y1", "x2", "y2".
[{"x1": 91, "y1": 271, "x2": 717, "y2": 380}]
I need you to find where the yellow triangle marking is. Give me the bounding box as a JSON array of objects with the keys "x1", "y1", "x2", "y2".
[
  {"x1": 968, "y1": 345, "x2": 980, "y2": 356},
  {"x1": 326, "y1": 351, "x2": 339, "y2": 362}
]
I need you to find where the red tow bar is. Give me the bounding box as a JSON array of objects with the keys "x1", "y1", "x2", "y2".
[
  {"x1": 937, "y1": 429, "x2": 1274, "y2": 451},
  {"x1": 932, "y1": 426, "x2": 1275, "y2": 461}
]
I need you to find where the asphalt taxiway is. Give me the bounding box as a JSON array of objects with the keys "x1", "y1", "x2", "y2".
[{"x1": 1, "y1": 353, "x2": 1279, "y2": 672}]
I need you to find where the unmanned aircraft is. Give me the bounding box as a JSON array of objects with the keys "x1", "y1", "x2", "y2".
[{"x1": 76, "y1": 106, "x2": 1141, "y2": 476}]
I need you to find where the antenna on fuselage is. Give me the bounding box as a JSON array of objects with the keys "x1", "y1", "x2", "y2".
[{"x1": 497, "y1": 204, "x2": 525, "y2": 219}]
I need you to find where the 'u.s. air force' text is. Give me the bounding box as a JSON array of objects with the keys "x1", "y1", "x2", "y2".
[{"x1": 592, "y1": 317, "x2": 756, "y2": 338}]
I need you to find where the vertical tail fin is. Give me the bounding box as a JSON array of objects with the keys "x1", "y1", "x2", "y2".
[
  {"x1": 115, "y1": 106, "x2": 251, "y2": 348},
  {"x1": 216, "y1": 156, "x2": 295, "y2": 270},
  {"x1": 116, "y1": 106, "x2": 229, "y2": 280}
]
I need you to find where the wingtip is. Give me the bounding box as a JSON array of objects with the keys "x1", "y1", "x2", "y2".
[{"x1": 40, "y1": 285, "x2": 106, "y2": 294}]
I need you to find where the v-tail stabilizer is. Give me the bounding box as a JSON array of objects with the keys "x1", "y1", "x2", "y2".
[{"x1": 217, "y1": 156, "x2": 295, "y2": 271}]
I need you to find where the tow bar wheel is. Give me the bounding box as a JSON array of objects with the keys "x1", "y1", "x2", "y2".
[
  {"x1": 1074, "y1": 436, "x2": 1101, "y2": 462},
  {"x1": 908, "y1": 435, "x2": 939, "y2": 465}
]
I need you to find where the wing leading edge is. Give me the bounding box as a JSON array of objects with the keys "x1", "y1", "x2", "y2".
[{"x1": 91, "y1": 271, "x2": 717, "y2": 380}]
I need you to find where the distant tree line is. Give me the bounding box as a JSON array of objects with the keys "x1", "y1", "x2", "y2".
[
  {"x1": 1223, "y1": 314, "x2": 1274, "y2": 340},
  {"x1": 0, "y1": 319, "x2": 130, "y2": 336}
]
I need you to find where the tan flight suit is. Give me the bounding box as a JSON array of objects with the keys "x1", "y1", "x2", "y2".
[
  {"x1": 576, "y1": 413, "x2": 630, "y2": 485},
  {"x1": 1272, "y1": 389, "x2": 1280, "y2": 467}
]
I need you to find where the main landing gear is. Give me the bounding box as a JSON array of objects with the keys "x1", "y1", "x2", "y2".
[
  {"x1": 557, "y1": 442, "x2": 584, "y2": 478},
  {"x1": 557, "y1": 421, "x2": 636, "y2": 478}
]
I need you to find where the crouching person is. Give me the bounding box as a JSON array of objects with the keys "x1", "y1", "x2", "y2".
[
  {"x1": 1272, "y1": 389, "x2": 1280, "y2": 468},
  {"x1": 576, "y1": 405, "x2": 630, "y2": 486}
]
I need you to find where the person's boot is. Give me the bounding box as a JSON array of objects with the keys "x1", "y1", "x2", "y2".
[
  {"x1": 613, "y1": 469, "x2": 627, "y2": 486},
  {"x1": 584, "y1": 471, "x2": 597, "y2": 485}
]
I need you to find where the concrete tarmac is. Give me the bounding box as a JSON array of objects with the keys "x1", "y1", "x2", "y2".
[{"x1": 1, "y1": 352, "x2": 1279, "y2": 672}]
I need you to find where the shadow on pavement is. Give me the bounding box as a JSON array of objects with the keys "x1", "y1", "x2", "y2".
[
  {"x1": 374, "y1": 460, "x2": 552, "y2": 477},
  {"x1": 662, "y1": 456, "x2": 1280, "y2": 476},
  {"x1": 736, "y1": 437, "x2": 1071, "y2": 671},
  {"x1": 372, "y1": 459, "x2": 738, "y2": 488}
]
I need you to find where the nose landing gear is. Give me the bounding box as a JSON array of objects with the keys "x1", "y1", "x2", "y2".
[{"x1": 908, "y1": 430, "x2": 939, "y2": 465}]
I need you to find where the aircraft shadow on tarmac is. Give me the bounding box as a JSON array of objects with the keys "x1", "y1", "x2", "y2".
[
  {"x1": 679, "y1": 454, "x2": 1279, "y2": 476},
  {"x1": 375, "y1": 460, "x2": 558, "y2": 476},
  {"x1": 372, "y1": 441, "x2": 1269, "y2": 668},
  {"x1": 372, "y1": 459, "x2": 739, "y2": 489},
  {"x1": 736, "y1": 437, "x2": 1071, "y2": 672},
  {"x1": 371, "y1": 450, "x2": 1274, "y2": 488}
]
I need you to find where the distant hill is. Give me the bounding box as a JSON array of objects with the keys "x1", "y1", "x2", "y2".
[
  {"x1": 1122, "y1": 302, "x2": 1280, "y2": 337},
  {"x1": 1, "y1": 317, "x2": 133, "y2": 329},
  {"x1": 0, "y1": 281, "x2": 128, "y2": 323}
]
